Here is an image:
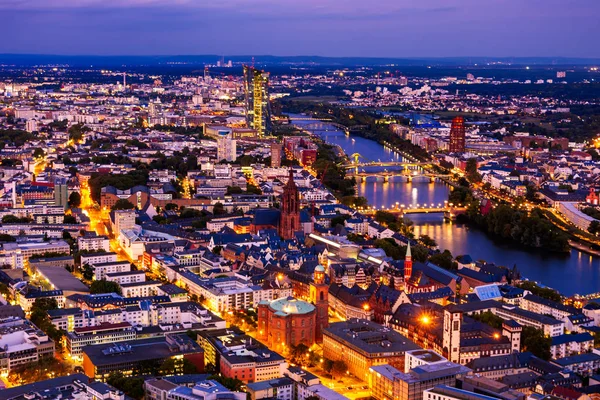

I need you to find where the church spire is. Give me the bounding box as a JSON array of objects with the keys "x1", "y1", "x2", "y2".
[{"x1": 404, "y1": 241, "x2": 413, "y2": 287}]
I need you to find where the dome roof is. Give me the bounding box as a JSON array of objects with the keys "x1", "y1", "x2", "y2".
[
  {"x1": 269, "y1": 296, "x2": 315, "y2": 315},
  {"x1": 315, "y1": 265, "x2": 325, "y2": 273}
]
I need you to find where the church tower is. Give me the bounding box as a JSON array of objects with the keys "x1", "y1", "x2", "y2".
[
  {"x1": 404, "y1": 242, "x2": 413, "y2": 286},
  {"x1": 279, "y1": 169, "x2": 300, "y2": 239},
  {"x1": 310, "y1": 265, "x2": 329, "y2": 343},
  {"x1": 443, "y1": 307, "x2": 463, "y2": 364}
]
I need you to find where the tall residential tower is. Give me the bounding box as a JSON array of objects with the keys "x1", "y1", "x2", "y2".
[{"x1": 243, "y1": 65, "x2": 272, "y2": 137}]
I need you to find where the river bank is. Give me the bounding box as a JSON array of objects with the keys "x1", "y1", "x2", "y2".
[{"x1": 289, "y1": 113, "x2": 600, "y2": 296}]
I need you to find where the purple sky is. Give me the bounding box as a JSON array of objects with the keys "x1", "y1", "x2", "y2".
[{"x1": 2, "y1": 0, "x2": 599, "y2": 57}]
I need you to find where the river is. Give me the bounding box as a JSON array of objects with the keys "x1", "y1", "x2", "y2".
[{"x1": 290, "y1": 115, "x2": 600, "y2": 296}]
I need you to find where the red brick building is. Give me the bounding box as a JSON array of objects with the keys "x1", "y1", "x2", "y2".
[{"x1": 258, "y1": 296, "x2": 316, "y2": 353}]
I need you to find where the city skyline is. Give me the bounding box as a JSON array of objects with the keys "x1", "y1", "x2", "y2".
[{"x1": 2, "y1": 0, "x2": 599, "y2": 58}]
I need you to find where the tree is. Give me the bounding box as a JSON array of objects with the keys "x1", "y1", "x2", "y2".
[
  {"x1": 2, "y1": 215, "x2": 29, "y2": 224},
  {"x1": 331, "y1": 214, "x2": 350, "y2": 228},
  {"x1": 90, "y1": 280, "x2": 122, "y2": 295},
  {"x1": 164, "y1": 203, "x2": 178, "y2": 211},
  {"x1": 33, "y1": 147, "x2": 45, "y2": 159},
  {"x1": 521, "y1": 326, "x2": 551, "y2": 360},
  {"x1": 213, "y1": 202, "x2": 226, "y2": 215},
  {"x1": 465, "y1": 158, "x2": 481, "y2": 183},
  {"x1": 68, "y1": 192, "x2": 81, "y2": 208},
  {"x1": 419, "y1": 234, "x2": 437, "y2": 248},
  {"x1": 589, "y1": 220, "x2": 600, "y2": 235},
  {"x1": 208, "y1": 374, "x2": 245, "y2": 392},
  {"x1": 225, "y1": 186, "x2": 243, "y2": 195},
  {"x1": 0, "y1": 234, "x2": 16, "y2": 242},
  {"x1": 107, "y1": 372, "x2": 145, "y2": 400},
  {"x1": 111, "y1": 199, "x2": 135, "y2": 210},
  {"x1": 0, "y1": 282, "x2": 12, "y2": 302},
  {"x1": 429, "y1": 250, "x2": 455, "y2": 270},
  {"x1": 63, "y1": 215, "x2": 77, "y2": 224},
  {"x1": 331, "y1": 360, "x2": 348, "y2": 380},
  {"x1": 68, "y1": 123, "x2": 89, "y2": 143}
]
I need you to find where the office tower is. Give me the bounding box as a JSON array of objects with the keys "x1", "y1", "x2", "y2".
[
  {"x1": 270, "y1": 143, "x2": 283, "y2": 167},
  {"x1": 54, "y1": 177, "x2": 69, "y2": 210},
  {"x1": 243, "y1": 65, "x2": 272, "y2": 137},
  {"x1": 449, "y1": 116, "x2": 466, "y2": 153},
  {"x1": 217, "y1": 130, "x2": 237, "y2": 162},
  {"x1": 279, "y1": 169, "x2": 300, "y2": 239}
]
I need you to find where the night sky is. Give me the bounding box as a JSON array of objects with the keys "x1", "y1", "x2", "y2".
[{"x1": 2, "y1": 0, "x2": 598, "y2": 57}]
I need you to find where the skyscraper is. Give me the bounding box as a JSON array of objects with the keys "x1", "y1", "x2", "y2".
[
  {"x1": 243, "y1": 65, "x2": 272, "y2": 137},
  {"x1": 449, "y1": 116, "x2": 466, "y2": 153},
  {"x1": 279, "y1": 169, "x2": 300, "y2": 239}
]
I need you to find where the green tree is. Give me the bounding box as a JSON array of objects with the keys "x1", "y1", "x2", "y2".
[
  {"x1": 68, "y1": 192, "x2": 81, "y2": 208},
  {"x1": 63, "y1": 215, "x2": 77, "y2": 224},
  {"x1": 465, "y1": 158, "x2": 481, "y2": 183},
  {"x1": 331, "y1": 360, "x2": 348, "y2": 380},
  {"x1": 331, "y1": 214, "x2": 350, "y2": 228},
  {"x1": 107, "y1": 372, "x2": 145, "y2": 400},
  {"x1": 33, "y1": 147, "x2": 45, "y2": 159},
  {"x1": 589, "y1": 220, "x2": 600, "y2": 235},
  {"x1": 90, "y1": 280, "x2": 122, "y2": 295},
  {"x1": 213, "y1": 202, "x2": 226, "y2": 215},
  {"x1": 419, "y1": 234, "x2": 437, "y2": 248},
  {"x1": 429, "y1": 250, "x2": 455, "y2": 270},
  {"x1": 111, "y1": 199, "x2": 136, "y2": 210},
  {"x1": 521, "y1": 326, "x2": 551, "y2": 360}
]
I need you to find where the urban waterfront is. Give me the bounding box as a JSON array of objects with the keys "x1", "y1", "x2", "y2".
[{"x1": 291, "y1": 116, "x2": 600, "y2": 296}]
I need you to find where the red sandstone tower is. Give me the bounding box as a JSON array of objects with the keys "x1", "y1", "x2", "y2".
[
  {"x1": 279, "y1": 169, "x2": 300, "y2": 239},
  {"x1": 310, "y1": 265, "x2": 329, "y2": 342},
  {"x1": 404, "y1": 242, "x2": 412, "y2": 287},
  {"x1": 449, "y1": 116, "x2": 466, "y2": 153}
]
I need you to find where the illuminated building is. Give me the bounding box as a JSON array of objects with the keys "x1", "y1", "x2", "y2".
[
  {"x1": 82, "y1": 334, "x2": 204, "y2": 381},
  {"x1": 0, "y1": 317, "x2": 55, "y2": 375},
  {"x1": 257, "y1": 296, "x2": 317, "y2": 353},
  {"x1": 449, "y1": 116, "x2": 466, "y2": 153},
  {"x1": 216, "y1": 130, "x2": 237, "y2": 162},
  {"x1": 243, "y1": 65, "x2": 271, "y2": 137},
  {"x1": 322, "y1": 319, "x2": 420, "y2": 381}
]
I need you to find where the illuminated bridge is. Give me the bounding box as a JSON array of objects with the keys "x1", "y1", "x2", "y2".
[{"x1": 358, "y1": 204, "x2": 468, "y2": 218}]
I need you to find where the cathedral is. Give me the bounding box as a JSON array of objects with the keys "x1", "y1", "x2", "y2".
[{"x1": 279, "y1": 169, "x2": 301, "y2": 239}]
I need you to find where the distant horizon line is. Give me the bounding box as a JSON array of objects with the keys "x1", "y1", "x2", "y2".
[
  {"x1": 1, "y1": 53, "x2": 599, "y2": 61},
  {"x1": 1, "y1": 53, "x2": 599, "y2": 68}
]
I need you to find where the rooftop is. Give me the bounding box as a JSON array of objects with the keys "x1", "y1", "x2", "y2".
[{"x1": 323, "y1": 318, "x2": 420, "y2": 356}]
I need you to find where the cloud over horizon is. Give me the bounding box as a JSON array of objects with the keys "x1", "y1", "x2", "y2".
[{"x1": 2, "y1": 0, "x2": 598, "y2": 57}]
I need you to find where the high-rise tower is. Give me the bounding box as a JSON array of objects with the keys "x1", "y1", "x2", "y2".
[
  {"x1": 243, "y1": 65, "x2": 272, "y2": 137},
  {"x1": 449, "y1": 116, "x2": 466, "y2": 153},
  {"x1": 279, "y1": 169, "x2": 300, "y2": 239},
  {"x1": 404, "y1": 242, "x2": 413, "y2": 285},
  {"x1": 310, "y1": 265, "x2": 329, "y2": 343}
]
